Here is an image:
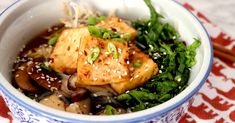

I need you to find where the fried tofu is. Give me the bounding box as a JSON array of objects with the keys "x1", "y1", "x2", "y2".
[
  {"x1": 50, "y1": 28, "x2": 89, "y2": 74},
  {"x1": 49, "y1": 16, "x2": 158, "y2": 94},
  {"x1": 97, "y1": 17, "x2": 137, "y2": 40},
  {"x1": 76, "y1": 35, "x2": 130, "y2": 85},
  {"x1": 111, "y1": 47, "x2": 158, "y2": 94}
]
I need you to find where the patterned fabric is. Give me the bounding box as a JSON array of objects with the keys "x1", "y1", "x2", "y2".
[{"x1": 1, "y1": 2, "x2": 235, "y2": 123}]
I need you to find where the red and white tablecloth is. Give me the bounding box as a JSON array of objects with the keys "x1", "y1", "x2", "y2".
[{"x1": 1, "y1": 2, "x2": 235, "y2": 123}]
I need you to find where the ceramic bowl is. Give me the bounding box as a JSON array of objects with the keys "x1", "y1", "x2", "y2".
[{"x1": 0, "y1": 0, "x2": 212, "y2": 122}]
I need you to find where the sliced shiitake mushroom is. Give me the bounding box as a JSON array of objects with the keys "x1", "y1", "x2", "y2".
[
  {"x1": 14, "y1": 63, "x2": 38, "y2": 93},
  {"x1": 66, "y1": 98, "x2": 91, "y2": 114},
  {"x1": 27, "y1": 63, "x2": 61, "y2": 90},
  {"x1": 77, "y1": 84, "x2": 117, "y2": 96},
  {"x1": 60, "y1": 77, "x2": 89, "y2": 101},
  {"x1": 70, "y1": 89, "x2": 89, "y2": 102}
]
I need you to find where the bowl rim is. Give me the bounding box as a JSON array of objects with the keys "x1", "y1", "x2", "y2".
[{"x1": 0, "y1": 0, "x2": 213, "y2": 122}]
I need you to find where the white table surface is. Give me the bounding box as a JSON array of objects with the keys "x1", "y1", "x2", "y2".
[{"x1": 1, "y1": 0, "x2": 235, "y2": 38}]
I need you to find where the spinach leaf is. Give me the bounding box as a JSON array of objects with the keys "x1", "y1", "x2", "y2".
[{"x1": 118, "y1": 0, "x2": 201, "y2": 112}]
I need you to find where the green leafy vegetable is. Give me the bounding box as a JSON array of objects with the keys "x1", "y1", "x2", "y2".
[
  {"x1": 185, "y1": 38, "x2": 201, "y2": 67},
  {"x1": 105, "y1": 105, "x2": 117, "y2": 115},
  {"x1": 87, "y1": 47, "x2": 100, "y2": 64},
  {"x1": 117, "y1": 90, "x2": 159, "y2": 111},
  {"x1": 117, "y1": 0, "x2": 201, "y2": 112},
  {"x1": 48, "y1": 34, "x2": 59, "y2": 46}
]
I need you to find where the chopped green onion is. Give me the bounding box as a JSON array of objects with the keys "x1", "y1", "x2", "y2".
[
  {"x1": 108, "y1": 42, "x2": 118, "y2": 59},
  {"x1": 112, "y1": 38, "x2": 126, "y2": 43},
  {"x1": 88, "y1": 26, "x2": 102, "y2": 38},
  {"x1": 40, "y1": 61, "x2": 52, "y2": 71},
  {"x1": 88, "y1": 26, "x2": 130, "y2": 42},
  {"x1": 87, "y1": 16, "x2": 106, "y2": 25},
  {"x1": 121, "y1": 33, "x2": 131, "y2": 41},
  {"x1": 87, "y1": 17, "x2": 97, "y2": 25},
  {"x1": 133, "y1": 62, "x2": 142, "y2": 68},
  {"x1": 87, "y1": 47, "x2": 100, "y2": 64},
  {"x1": 103, "y1": 32, "x2": 111, "y2": 39},
  {"x1": 48, "y1": 34, "x2": 59, "y2": 46},
  {"x1": 105, "y1": 105, "x2": 117, "y2": 115}
]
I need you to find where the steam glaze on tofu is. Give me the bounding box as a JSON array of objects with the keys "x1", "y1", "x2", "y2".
[{"x1": 76, "y1": 34, "x2": 131, "y2": 85}]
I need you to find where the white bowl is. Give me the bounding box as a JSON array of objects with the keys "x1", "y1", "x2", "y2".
[{"x1": 0, "y1": 0, "x2": 213, "y2": 122}]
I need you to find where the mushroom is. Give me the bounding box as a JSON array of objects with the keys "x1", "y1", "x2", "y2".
[
  {"x1": 66, "y1": 98, "x2": 91, "y2": 114},
  {"x1": 60, "y1": 77, "x2": 88, "y2": 101},
  {"x1": 39, "y1": 93, "x2": 66, "y2": 111},
  {"x1": 27, "y1": 63, "x2": 61, "y2": 90},
  {"x1": 14, "y1": 63, "x2": 38, "y2": 93}
]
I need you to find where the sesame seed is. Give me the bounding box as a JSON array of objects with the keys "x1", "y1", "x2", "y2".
[
  {"x1": 93, "y1": 94, "x2": 98, "y2": 97},
  {"x1": 41, "y1": 76, "x2": 45, "y2": 79},
  {"x1": 132, "y1": 51, "x2": 136, "y2": 54},
  {"x1": 159, "y1": 70, "x2": 162, "y2": 73},
  {"x1": 96, "y1": 104, "x2": 101, "y2": 108},
  {"x1": 124, "y1": 71, "x2": 128, "y2": 75},
  {"x1": 107, "y1": 61, "x2": 111, "y2": 65},
  {"x1": 50, "y1": 78, "x2": 54, "y2": 81},
  {"x1": 15, "y1": 74, "x2": 19, "y2": 77},
  {"x1": 28, "y1": 72, "x2": 32, "y2": 75},
  {"x1": 36, "y1": 77, "x2": 40, "y2": 80},
  {"x1": 119, "y1": 75, "x2": 122, "y2": 79},
  {"x1": 35, "y1": 65, "x2": 40, "y2": 69},
  {"x1": 79, "y1": 51, "x2": 83, "y2": 55},
  {"x1": 135, "y1": 75, "x2": 139, "y2": 78},
  {"x1": 118, "y1": 48, "x2": 122, "y2": 53},
  {"x1": 107, "y1": 69, "x2": 111, "y2": 72},
  {"x1": 126, "y1": 61, "x2": 130, "y2": 65},
  {"x1": 105, "y1": 52, "x2": 109, "y2": 55},
  {"x1": 27, "y1": 61, "x2": 33, "y2": 65},
  {"x1": 93, "y1": 78, "x2": 98, "y2": 81},
  {"x1": 18, "y1": 66, "x2": 25, "y2": 70}
]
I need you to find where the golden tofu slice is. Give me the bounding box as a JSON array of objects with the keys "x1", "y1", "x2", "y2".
[
  {"x1": 111, "y1": 47, "x2": 158, "y2": 94},
  {"x1": 97, "y1": 17, "x2": 137, "y2": 40},
  {"x1": 50, "y1": 28, "x2": 89, "y2": 74},
  {"x1": 76, "y1": 35, "x2": 130, "y2": 85}
]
